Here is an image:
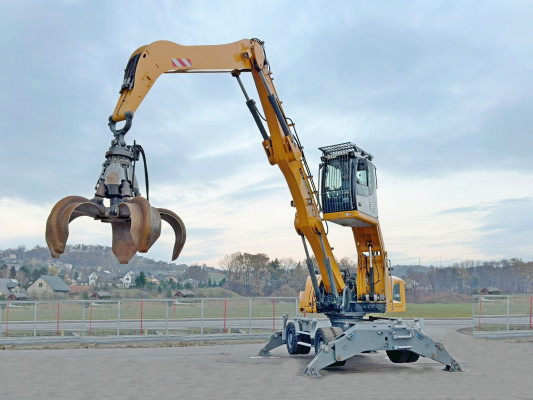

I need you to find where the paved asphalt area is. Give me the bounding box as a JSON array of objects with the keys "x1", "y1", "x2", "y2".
[{"x1": 1, "y1": 320, "x2": 531, "y2": 400}]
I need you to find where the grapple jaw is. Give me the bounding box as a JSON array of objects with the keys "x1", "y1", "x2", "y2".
[
  {"x1": 46, "y1": 195, "x2": 106, "y2": 259},
  {"x1": 46, "y1": 194, "x2": 186, "y2": 264},
  {"x1": 45, "y1": 114, "x2": 186, "y2": 264}
]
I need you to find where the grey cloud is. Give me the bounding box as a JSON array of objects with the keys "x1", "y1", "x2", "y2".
[
  {"x1": 475, "y1": 198, "x2": 533, "y2": 258},
  {"x1": 2, "y1": 1, "x2": 533, "y2": 264},
  {"x1": 437, "y1": 205, "x2": 488, "y2": 215},
  {"x1": 273, "y1": 3, "x2": 533, "y2": 177},
  {"x1": 438, "y1": 198, "x2": 530, "y2": 215},
  {"x1": 438, "y1": 197, "x2": 533, "y2": 259}
]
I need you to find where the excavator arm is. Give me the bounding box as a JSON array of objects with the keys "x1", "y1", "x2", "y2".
[
  {"x1": 48, "y1": 38, "x2": 345, "y2": 296},
  {"x1": 113, "y1": 38, "x2": 345, "y2": 295},
  {"x1": 46, "y1": 39, "x2": 464, "y2": 375}
]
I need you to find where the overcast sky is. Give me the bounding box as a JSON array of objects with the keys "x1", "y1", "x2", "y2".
[{"x1": 1, "y1": 1, "x2": 532, "y2": 268}]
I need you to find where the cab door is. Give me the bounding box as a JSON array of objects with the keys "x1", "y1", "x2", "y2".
[{"x1": 353, "y1": 158, "x2": 371, "y2": 216}]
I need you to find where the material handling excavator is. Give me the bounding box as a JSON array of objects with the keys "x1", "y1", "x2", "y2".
[{"x1": 45, "y1": 38, "x2": 462, "y2": 375}]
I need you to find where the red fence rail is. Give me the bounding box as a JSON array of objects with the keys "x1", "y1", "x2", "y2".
[{"x1": 0, "y1": 297, "x2": 299, "y2": 339}]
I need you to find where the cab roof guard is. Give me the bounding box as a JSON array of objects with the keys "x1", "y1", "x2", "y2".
[{"x1": 319, "y1": 142, "x2": 373, "y2": 161}]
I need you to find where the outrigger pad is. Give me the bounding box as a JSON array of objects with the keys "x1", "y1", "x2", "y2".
[
  {"x1": 258, "y1": 330, "x2": 284, "y2": 356},
  {"x1": 45, "y1": 195, "x2": 185, "y2": 264}
]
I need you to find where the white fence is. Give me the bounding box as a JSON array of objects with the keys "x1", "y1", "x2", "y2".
[
  {"x1": 0, "y1": 297, "x2": 298, "y2": 339},
  {"x1": 473, "y1": 294, "x2": 533, "y2": 337}
]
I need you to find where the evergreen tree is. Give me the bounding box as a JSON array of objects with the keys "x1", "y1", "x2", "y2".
[{"x1": 134, "y1": 271, "x2": 147, "y2": 288}]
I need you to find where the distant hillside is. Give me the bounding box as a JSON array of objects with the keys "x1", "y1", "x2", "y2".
[
  {"x1": 1, "y1": 245, "x2": 189, "y2": 273},
  {"x1": 391, "y1": 264, "x2": 429, "y2": 278},
  {"x1": 194, "y1": 287, "x2": 241, "y2": 298}
]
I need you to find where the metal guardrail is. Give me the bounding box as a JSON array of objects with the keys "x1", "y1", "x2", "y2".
[
  {"x1": 473, "y1": 294, "x2": 533, "y2": 337},
  {"x1": 0, "y1": 297, "x2": 299, "y2": 340}
]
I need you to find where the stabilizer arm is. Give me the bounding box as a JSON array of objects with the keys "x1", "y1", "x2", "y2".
[{"x1": 303, "y1": 320, "x2": 463, "y2": 376}]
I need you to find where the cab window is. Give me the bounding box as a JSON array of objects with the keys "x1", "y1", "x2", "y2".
[
  {"x1": 356, "y1": 159, "x2": 369, "y2": 196},
  {"x1": 368, "y1": 164, "x2": 376, "y2": 195},
  {"x1": 393, "y1": 283, "x2": 402, "y2": 301},
  {"x1": 325, "y1": 162, "x2": 342, "y2": 192}
]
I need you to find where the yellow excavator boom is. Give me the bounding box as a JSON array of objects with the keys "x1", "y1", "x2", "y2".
[{"x1": 49, "y1": 38, "x2": 346, "y2": 296}]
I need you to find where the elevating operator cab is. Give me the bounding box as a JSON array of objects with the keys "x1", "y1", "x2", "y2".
[{"x1": 319, "y1": 142, "x2": 379, "y2": 227}]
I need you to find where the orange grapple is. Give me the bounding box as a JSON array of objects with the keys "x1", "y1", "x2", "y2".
[{"x1": 45, "y1": 113, "x2": 185, "y2": 264}]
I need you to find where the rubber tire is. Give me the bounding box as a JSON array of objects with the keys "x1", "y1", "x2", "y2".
[
  {"x1": 386, "y1": 350, "x2": 420, "y2": 364},
  {"x1": 330, "y1": 326, "x2": 344, "y2": 338},
  {"x1": 314, "y1": 327, "x2": 334, "y2": 355},
  {"x1": 286, "y1": 322, "x2": 311, "y2": 355},
  {"x1": 286, "y1": 322, "x2": 298, "y2": 354}
]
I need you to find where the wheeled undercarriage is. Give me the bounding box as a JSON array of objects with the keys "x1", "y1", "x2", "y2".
[{"x1": 259, "y1": 315, "x2": 462, "y2": 376}]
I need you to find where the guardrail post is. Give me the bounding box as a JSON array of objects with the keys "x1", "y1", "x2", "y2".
[
  {"x1": 165, "y1": 300, "x2": 169, "y2": 335},
  {"x1": 0, "y1": 302, "x2": 2, "y2": 338},
  {"x1": 33, "y1": 301, "x2": 37, "y2": 337},
  {"x1": 89, "y1": 300, "x2": 93, "y2": 336},
  {"x1": 478, "y1": 297, "x2": 482, "y2": 331},
  {"x1": 530, "y1": 296, "x2": 532, "y2": 330},
  {"x1": 223, "y1": 299, "x2": 227, "y2": 334},
  {"x1": 472, "y1": 298, "x2": 475, "y2": 334},
  {"x1": 272, "y1": 297, "x2": 275, "y2": 333},
  {"x1": 201, "y1": 299, "x2": 204, "y2": 336},
  {"x1": 6, "y1": 301, "x2": 9, "y2": 337},
  {"x1": 56, "y1": 301, "x2": 60, "y2": 336},
  {"x1": 249, "y1": 298, "x2": 252, "y2": 334},
  {"x1": 82, "y1": 302, "x2": 86, "y2": 336},
  {"x1": 140, "y1": 300, "x2": 143, "y2": 335},
  {"x1": 117, "y1": 301, "x2": 121, "y2": 336},
  {"x1": 506, "y1": 295, "x2": 510, "y2": 331}
]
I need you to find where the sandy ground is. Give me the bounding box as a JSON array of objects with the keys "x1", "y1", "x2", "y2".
[{"x1": 0, "y1": 321, "x2": 531, "y2": 400}]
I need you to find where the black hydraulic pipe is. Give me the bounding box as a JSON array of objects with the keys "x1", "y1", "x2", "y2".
[
  {"x1": 256, "y1": 69, "x2": 291, "y2": 138},
  {"x1": 267, "y1": 94, "x2": 291, "y2": 137},
  {"x1": 246, "y1": 99, "x2": 269, "y2": 141},
  {"x1": 318, "y1": 233, "x2": 338, "y2": 298},
  {"x1": 233, "y1": 73, "x2": 269, "y2": 141},
  {"x1": 368, "y1": 244, "x2": 375, "y2": 300},
  {"x1": 300, "y1": 234, "x2": 322, "y2": 303}
]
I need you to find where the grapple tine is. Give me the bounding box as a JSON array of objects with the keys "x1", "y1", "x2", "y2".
[
  {"x1": 111, "y1": 196, "x2": 162, "y2": 264},
  {"x1": 127, "y1": 197, "x2": 161, "y2": 252},
  {"x1": 158, "y1": 208, "x2": 187, "y2": 261},
  {"x1": 46, "y1": 196, "x2": 105, "y2": 258},
  {"x1": 111, "y1": 201, "x2": 142, "y2": 264},
  {"x1": 111, "y1": 221, "x2": 140, "y2": 264},
  {"x1": 46, "y1": 196, "x2": 87, "y2": 258}
]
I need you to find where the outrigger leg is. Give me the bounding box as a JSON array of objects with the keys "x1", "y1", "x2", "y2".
[
  {"x1": 258, "y1": 315, "x2": 288, "y2": 356},
  {"x1": 303, "y1": 319, "x2": 463, "y2": 376}
]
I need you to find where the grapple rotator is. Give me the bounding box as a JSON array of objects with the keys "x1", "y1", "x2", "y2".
[{"x1": 45, "y1": 112, "x2": 186, "y2": 264}]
